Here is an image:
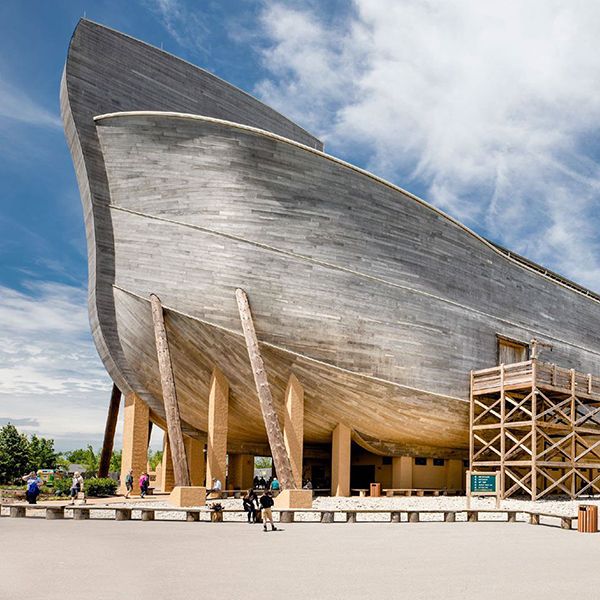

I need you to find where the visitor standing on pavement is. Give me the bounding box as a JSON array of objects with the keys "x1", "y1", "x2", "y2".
[
  {"x1": 259, "y1": 490, "x2": 277, "y2": 532},
  {"x1": 124, "y1": 470, "x2": 134, "y2": 499},
  {"x1": 69, "y1": 472, "x2": 84, "y2": 503},
  {"x1": 139, "y1": 472, "x2": 149, "y2": 498},
  {"x1": 22, "y1": 472, "x2": 42, "y2": 504},
  {"x1": 243, "y1": 488, "x2": 259, "y2": 523}
]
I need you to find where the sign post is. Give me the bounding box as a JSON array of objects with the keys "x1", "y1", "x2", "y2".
[{"x1": 466, "y1": 470, "x2": 501, "y2": 509}]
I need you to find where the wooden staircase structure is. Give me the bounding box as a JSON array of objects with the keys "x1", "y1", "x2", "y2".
[{"x1": 470, "y1": 359, "x2": 600, "y2": 500}]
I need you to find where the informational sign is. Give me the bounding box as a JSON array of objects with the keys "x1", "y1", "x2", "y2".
[
  {"x1": 466, "y1": 470, "x2": 501, "y2": 508},
  {"x1": 470, "y1": 474, "x2": 496, "y2": 494}
]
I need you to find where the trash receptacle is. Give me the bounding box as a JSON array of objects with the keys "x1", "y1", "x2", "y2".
[
  {"x1": 370, "y1": 483, "x2": 381, "y2": 497},
  {"x1": 578, "y1": 505, "x2": 598, "y2": 533}
]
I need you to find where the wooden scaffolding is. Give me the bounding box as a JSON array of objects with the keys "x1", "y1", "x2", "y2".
[{"x1": 470, "y1": 359, "x2": 600, "y2": 500}]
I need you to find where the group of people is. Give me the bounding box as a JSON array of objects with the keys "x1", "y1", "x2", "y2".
[
  {"x1": 242, "y1": 488, "x2": 277, "y2": 531},
  {"x1": 124, "y1": 470, "x2": 150, "y2": 498},
  {"x1": 21, "y1": 470, "x2": 85, "y2": 504},
  {"x1": 252, "y1": 475, "x2": 281, "y2": 492}
]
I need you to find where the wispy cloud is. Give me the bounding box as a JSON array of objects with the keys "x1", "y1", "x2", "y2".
[
  {"x1": 145, "y1": 0, "x2": 210, "y2": 55},
  {"x1": 0, "y1": 281, "x2": 113, "y2": 449},
  {"x1": 0, "y1": 75, "x2": 61, "y2": 128},
  {"x1": 0, "y1": 417, "x2": 39, "y2": 427},
  {"x1": 256, "y1": 0, "x2": 600, "y2": 291}
]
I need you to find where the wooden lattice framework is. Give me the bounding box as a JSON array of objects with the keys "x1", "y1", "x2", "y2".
[{"x1": 470, "y1": 359, "x2": 600, "y2": 500}]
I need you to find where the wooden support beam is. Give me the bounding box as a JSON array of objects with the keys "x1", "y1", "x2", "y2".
[
  {"x1": 150, "y1": 294, "x2": 190, "y2": 488},
  {"x1": 98, "y1": 383, "x2": 121, "y2": 478},
  {"x1": 235, "y1": 288, "x2": 295, "y2": 489}
]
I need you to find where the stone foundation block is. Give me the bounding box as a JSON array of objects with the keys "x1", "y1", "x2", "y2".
[
  {"x1": 274, "y1": 489, "x2": 313, "y2": 509},
  {"x1": 168, "y1": 486, "x2": 206, "y2": 507}
]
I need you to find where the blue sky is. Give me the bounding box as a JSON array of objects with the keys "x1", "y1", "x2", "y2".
[{"x1": 1, "y1": 0, "x2": 600, "y2": 450}]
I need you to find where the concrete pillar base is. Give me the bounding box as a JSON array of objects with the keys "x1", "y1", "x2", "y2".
[
  {"x1": 168, "y1": 486, "x2": 206, "y2": 507},
  {"x1": 273, "y1": 489, "x2": 313, "y2": 509}
]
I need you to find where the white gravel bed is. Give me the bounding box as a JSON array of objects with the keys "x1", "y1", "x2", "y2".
[
  {"x1": 2, "y1": 495, "x2": 597, "y2": 521},
  {"x1": 311, "y1": 495, "x2": 599, "y2": 517}
]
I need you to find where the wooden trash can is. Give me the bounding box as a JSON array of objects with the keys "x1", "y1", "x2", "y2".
[
  {"x1": 370, "y1": 483, "x2": 381, "y2": 497},
  {"x1": 210, "y1": 510, "x2": 223, "y2": 523},
  {"x1": 578, "y1": 505, "x2": 598, "y2": 533}
]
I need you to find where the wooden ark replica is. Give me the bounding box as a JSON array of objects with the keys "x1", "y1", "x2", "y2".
[{"x1": 62, "y1": 20, "x2": 600, "y2": 499}]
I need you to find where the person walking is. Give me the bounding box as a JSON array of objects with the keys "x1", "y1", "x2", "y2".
[
  {"x1": 243, "y1": 488, "x2": 258, "y2": 524},
  {"x1": 139, "y1": 472, "x2": 149, "y2": 498},
  {"x1": 22, "y1": 471, "x2": 42, "y2": 504},
  {"x1": 124, "y1": 470, "x2": 134, "y2": 499},
  {"x1": 69, "y1": 472, "x2": 84, "y2": 503},
  {"x1": 259, "y1": 490, "x2": 277, "y2": 532}
]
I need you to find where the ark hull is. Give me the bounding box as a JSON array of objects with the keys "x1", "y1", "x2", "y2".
[{"x1": 63, "y1": 21, "x2": 600, "y2": 457}]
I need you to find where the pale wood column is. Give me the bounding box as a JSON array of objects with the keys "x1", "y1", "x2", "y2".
[
  {"x1": 206, "y1": 368, "x2": 229, "y2": 489},
  {"x1": 392, "y1": 456, "x2": 413, "y2": 488},
  {"x1": 229, "y1": 454, "x2": 254, "y2": 490},
  {"x1": 119, "y1": 393, "x2": 149, "y2": 495},
  {"x1": 185, "y1": 436, "x2": 205, "y2": 487},
  {"x1": 160, "y1": 433, "x2": 175, "y2": 493},
  {"x1": 283, "y1": 374, "x2": 304, "y2": 488},
  {"x1": 331, "y1": 423, "x2": 351, "y2": 497}
]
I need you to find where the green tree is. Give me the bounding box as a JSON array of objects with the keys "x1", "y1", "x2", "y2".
[
  {"x1": 28, "y1": 435, "x2": 58, "y2": 470},
  {"x1": 83, "y1": 445, "x2": 99, "y2": 474},
  {"x1": 64, "y1": 448, "x2": 89, "y2": 464},
  {"x1": 148, "y1": 449, "x2": 163, "y2": 470},
  {"x1": 255, "y1": 456, "x2": 272, "y2": 469},
  {"x1": 62, "y1": 446, "x2": 99, "y2": 475},
  {"x1": 110, "y1": 450, "x2": 122, "y2": 473},
  {"x1": 0, "y1": 424, "x2": 31, "y2": 484}
]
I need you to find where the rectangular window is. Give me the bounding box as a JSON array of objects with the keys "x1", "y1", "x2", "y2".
[
  {"x1": 415, "y1": 457, "x2": 427, "y2": 466},
  {"x1": 433, "y1": 458, "x2": 445, "y2": 467},
  {"x1": 497, "y1": 335, "x2": 529, "y2": 365}
]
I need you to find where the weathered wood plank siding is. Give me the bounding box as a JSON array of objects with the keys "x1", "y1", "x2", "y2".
[{"x1": 60, "y1": 19, "x2": 323, "y2": 426}]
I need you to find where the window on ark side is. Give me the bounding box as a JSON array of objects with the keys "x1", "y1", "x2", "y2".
[{"x1": 497, "y1": 335, "x2": 529, "y2": 365}]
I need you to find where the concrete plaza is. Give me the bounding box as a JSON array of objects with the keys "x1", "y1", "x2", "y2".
[{"x1": 1, "y1": 520, "x2": 598, "y2": 599}]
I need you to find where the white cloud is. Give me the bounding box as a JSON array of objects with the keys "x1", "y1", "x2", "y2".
[
  {"x1": 0, "y1": 282, "x2": 113, "y2": 449},
  {"x1": 0, "y1": 282, "x2": 164, "y2": 451},
  {"x1": 256, "y1": 0, "x2": 600, "y2": 291},
  {"x1": 145, "y1": 0, "x2": 210, "y2": 55},
  {"x1": 0, "y1": 76, "x2": 61, "y2": 128}
]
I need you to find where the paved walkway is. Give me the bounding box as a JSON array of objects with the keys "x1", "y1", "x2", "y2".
[{"x1": 1, "y1": 520, "x2": 598, "y2": 599}]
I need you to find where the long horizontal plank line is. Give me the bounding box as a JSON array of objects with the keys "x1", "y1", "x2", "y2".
[
  {"x1": 110, "y1": 204, "x2": 600, "y2": 361},
  {"x1": 112, "y1": 283, "x2": 468, "y2": 405},
  {"x1": 95, "y1": 110, "x2": 600, "y2": 306}
]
